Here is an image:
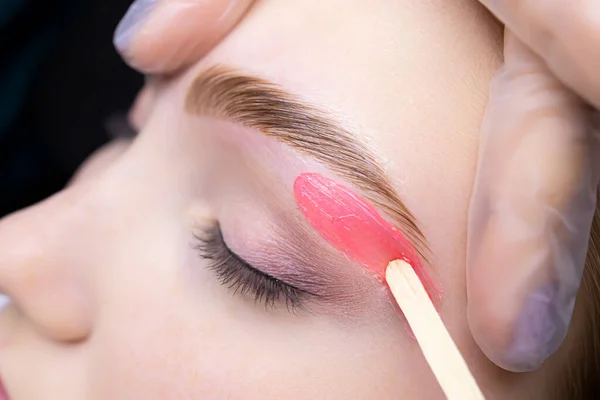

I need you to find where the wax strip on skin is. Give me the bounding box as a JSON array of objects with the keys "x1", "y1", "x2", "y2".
[{"x1": 294, "y1": 172, "x2": 442, "y2": 301}]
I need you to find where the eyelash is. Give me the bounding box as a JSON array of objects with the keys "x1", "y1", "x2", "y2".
[{"x1": 194, "y1": 224, "x2": 305, "y2": 311}]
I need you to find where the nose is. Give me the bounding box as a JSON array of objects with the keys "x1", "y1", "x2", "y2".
[{"x1": 0, "y1": 188, "x2": 94, "y2": 342}]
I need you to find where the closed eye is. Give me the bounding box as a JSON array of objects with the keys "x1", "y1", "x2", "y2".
[{"x1": 195, "y1": 223, "x2": 309, "y2": 311}]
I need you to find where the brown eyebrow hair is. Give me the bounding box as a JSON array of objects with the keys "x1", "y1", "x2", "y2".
[{"x1": 185, "y1": 65, "x2": 429, "y2": 262}]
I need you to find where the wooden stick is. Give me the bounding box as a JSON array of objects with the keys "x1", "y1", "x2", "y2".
[{"x1": 386, "y1": 260, "x2": 485, "y2": 400}]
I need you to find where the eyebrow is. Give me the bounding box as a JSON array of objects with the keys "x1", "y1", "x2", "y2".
[{"x1": 185, "y1": 65, "x2": 429, "y2": 262}]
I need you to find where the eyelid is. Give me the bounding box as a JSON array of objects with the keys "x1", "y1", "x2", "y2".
[
  {"x1": 220, "y1": 217, "x2": 391, "y2": 314},
  {"x1": 209, "y1": 182, "x2": 394, "y2": 318},
  {"x1": 195, "y1": 223, "x2": 307, "y2": 310}
]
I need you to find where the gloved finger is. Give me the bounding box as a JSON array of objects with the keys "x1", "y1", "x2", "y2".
[
  {"x1": 479, "y1": 0, "x2": 600, "y2": 109},
  {"x1": 467, "y1": 30, "x2": 600, "y2": 372},
  {"x1": 114, "y1": 0, "x2": 254, "y2": 74}
]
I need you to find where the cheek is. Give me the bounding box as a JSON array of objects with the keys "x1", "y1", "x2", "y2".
[{"x1": 88, "y1": 243, "x2": 415, "y2": 399}]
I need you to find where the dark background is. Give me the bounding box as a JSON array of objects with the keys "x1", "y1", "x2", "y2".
[{"x1": 0, "y1": 0, "x2": 143, "y2": 217}]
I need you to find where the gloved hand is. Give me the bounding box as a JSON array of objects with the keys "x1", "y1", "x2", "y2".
[
  {"x1": 469, "y1": 2, "x2": 600, "y2": 372},
  {"x1": 114, "y1": 0, "x2": 255, "y2": 73}
]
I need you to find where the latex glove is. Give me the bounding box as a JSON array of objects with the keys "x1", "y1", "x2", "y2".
[
  {"x1": 114, "y1": 0, "x2": 255, "y2": 73},
  {"x1": 468, "y1": 17, "x2": 600, "y2": 373}
]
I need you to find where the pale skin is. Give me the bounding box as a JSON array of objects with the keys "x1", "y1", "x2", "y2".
[
  {"x1": 0, "y1": 1, "x2": 584, "y2": 398},
  {"x1": 119, "y1": 0, "x2": 600, "y2": 372}
]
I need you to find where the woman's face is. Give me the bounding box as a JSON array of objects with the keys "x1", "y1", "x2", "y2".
[{"x1": 0, "y1": 1, "x2": 546, "y2": 399}]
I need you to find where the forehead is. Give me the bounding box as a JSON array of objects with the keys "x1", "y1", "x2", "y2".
[{"x1": 184, "y1": 0, "x2": 501, "y2": 264}]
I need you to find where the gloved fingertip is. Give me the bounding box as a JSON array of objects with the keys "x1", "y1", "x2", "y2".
[
  {"x1": 114, "y1": 0, "x2": 160, "y2": 54},
  {"x1": 504, "y1": 284, "x2": 571, "y2": 372}
]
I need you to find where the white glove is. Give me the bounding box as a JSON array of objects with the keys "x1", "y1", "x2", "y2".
[{"x1": 469, "y1": 1, "x2": 600, "y2": 372}]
